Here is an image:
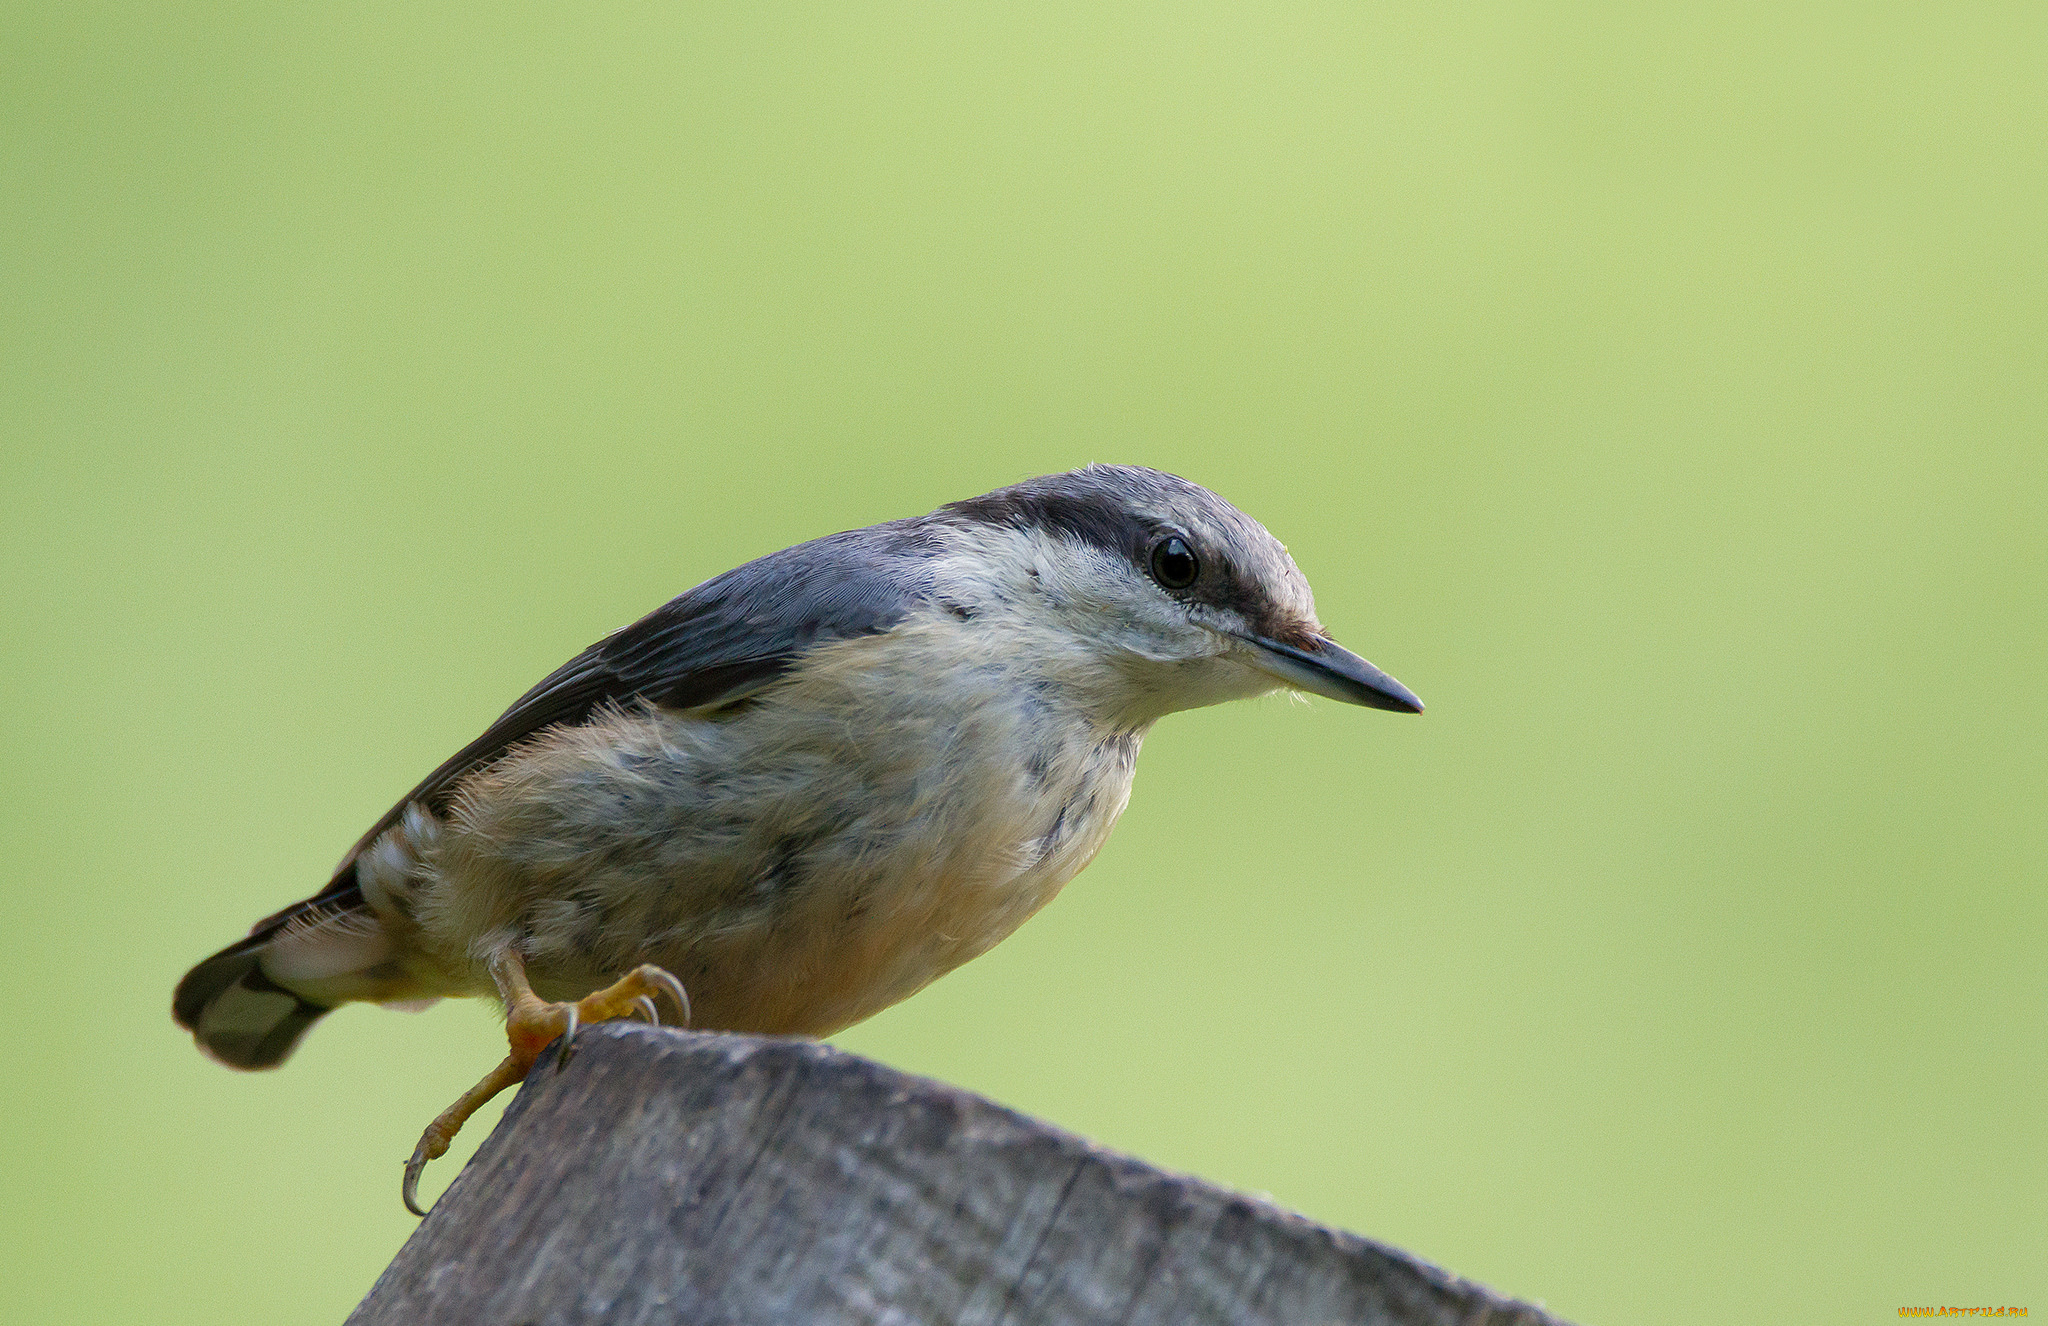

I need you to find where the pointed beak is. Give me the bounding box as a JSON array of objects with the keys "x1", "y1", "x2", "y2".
[{"x1": 1237, "y1": 633, "x2": 1424, "y2": 713}]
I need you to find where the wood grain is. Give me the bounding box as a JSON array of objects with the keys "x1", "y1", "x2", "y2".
[{"x1": 350, "y1": 1023, "x2": 1569, "y2": 1325}]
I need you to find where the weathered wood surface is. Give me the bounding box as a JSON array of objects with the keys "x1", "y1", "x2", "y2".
[{"x1": 351, "y1": 1023, "x2": 1568, "y2": 1325}]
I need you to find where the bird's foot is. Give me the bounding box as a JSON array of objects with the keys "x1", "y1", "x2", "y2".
[
  {"x1": 401, "y1": 960, "x2": 690, "y2": 1216},
  {"x1": 504, "y1": 964, "x2": 692, "y2": 1073},
  {"x1": 402, "y1": 1054, "x2": 524, "y2": 1217}
]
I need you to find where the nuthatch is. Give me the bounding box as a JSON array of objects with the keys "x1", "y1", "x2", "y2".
[{"x1": 173, "y1": 465, "x2": 1422, "y2": 1213}]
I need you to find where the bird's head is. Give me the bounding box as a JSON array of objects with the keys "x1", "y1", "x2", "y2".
[{"x1": 936, "y1": 465, "x2": 1422, "y2": 730}]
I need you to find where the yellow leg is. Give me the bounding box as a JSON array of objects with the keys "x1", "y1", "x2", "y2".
[
  {"x1": 401, "y1": 1054, "x2": 524, "y2": 1216},
  {"x1": 401, "y1": 949, "x2": 690, "y2": 1216}
]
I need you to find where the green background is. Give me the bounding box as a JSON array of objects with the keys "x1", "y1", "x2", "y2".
[{"x1": 5, "y1": 5, "x2": 2042, "y2": 1323}]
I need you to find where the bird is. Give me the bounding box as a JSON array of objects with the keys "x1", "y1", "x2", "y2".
[{"x1": 172, "y1": 464, "x2": 1422, "y2": 1214}]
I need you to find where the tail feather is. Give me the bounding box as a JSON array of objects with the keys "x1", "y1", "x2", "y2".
[
  {"x1": 174, "y1": 942, "x2": 334, "y2": 1070},
  {"x1": 179, "y1": 838, "x2": 447, "y2": 1069},
  {"x1": 175, "y1": 862, "x2": 407, "y2": 1071}
]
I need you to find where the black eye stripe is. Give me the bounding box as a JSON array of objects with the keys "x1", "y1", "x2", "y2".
[{"x1": 1148, "y1": 535, "x2": 1200, "y2": 590}]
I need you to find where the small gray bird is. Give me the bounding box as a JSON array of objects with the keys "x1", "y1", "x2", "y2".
[{"x1": 173, "y1": 465, "x2": 1421, "y2": 1212}]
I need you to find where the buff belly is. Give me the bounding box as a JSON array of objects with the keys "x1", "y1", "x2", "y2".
[{"x1": 364, "y1": 636, "x2": 1145, "y2": 1036}]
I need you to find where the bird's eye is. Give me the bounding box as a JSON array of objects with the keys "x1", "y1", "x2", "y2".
[{"x1": 1149, "y1": 535, "x2": 1200, "y2": 589}]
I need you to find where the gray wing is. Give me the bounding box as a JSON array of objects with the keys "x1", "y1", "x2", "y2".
[{"x1": 282, "y1": 519, "x2": 941, "y2": 923}]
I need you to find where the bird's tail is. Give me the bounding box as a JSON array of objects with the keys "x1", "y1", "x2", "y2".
[
  {"x1": 174, "y1": 879, "x2": 427, "y2": 1070},
  {"x1": 173, "y1": 937, "x2": 336, "y2": 1070}
]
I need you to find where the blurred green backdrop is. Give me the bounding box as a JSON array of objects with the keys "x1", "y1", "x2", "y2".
[{"x1": 4, "y1": 5, "x2": 2043, "y2": 1323}]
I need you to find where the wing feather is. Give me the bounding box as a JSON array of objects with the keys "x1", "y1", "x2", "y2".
[{"x1": 264, "y1": 520, "x2": 940, "y2": 930}]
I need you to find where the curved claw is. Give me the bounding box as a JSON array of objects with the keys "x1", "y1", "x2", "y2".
[
  {"x1": 645, "y1": 967, "x2": 692, "y2": 1028},
  {"x1": 398, "y1": 1052, "x2": 524, "y2": 1219},
  {"x1": 554, "y1": 1003, "x2": 580, "y2": 1072},
  {"x1": 402, "y1": 1147, "x2": 431, "y2": 1218},
  {"x1": 631, "y1": 994, "x2": 661, "y2": 1025}
]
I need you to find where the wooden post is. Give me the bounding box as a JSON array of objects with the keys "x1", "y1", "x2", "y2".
[{"x1": 350, "y1": 1023, "x2": 1569, "y2": 1325}]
